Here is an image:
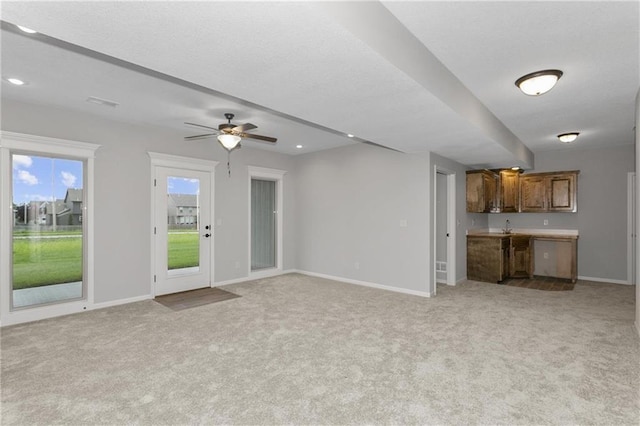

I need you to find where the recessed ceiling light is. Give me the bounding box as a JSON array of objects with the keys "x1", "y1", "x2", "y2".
[
  {"x1": 16, "y1": 25, "x2": 37, "y2": 34},
  {"x1": 7, "y1": 78, "x2": 25, "y2": 86},
  {"x1": 515, "y1": 69, "x2": 563, "y2": 96},
  {"x1": 557, "y1": 132, "x2": 579, "y2": 143},
  {"x1": 86, "y1": 96, "x2": 119, "y2": 108},
  {"x1": 347, "y1": 134, "x2": 354, "y2": 138},
  {"x1": 296, "y1": 145, "x2": 303, "y2": 149}
]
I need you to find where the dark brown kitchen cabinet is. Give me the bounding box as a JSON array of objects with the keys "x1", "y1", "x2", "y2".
[
  {"x1": 520, "y1": 171, "x2": 578, "y2": 213},
  {"x1": 509, "y1": 235, "x2": 533, "y2": 278},
  {"x1": 499, "y1": 170, "x2": 520, "y2": 213},
  {"x1": 467, "y1": 235, "x2": 510, "y2": 283},
  {"x1": 466, "y1": 170, "x2": 498, "y2": 213}
]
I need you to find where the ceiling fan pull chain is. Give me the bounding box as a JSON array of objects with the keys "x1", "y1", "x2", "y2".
[{"x1": 227, "y1": 151, "x2": 232, "y2": 177}]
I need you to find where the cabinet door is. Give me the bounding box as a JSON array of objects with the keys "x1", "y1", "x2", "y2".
[
  {"x1": 500, "y1": 170, "x2": 520, "y2": 212},
  {"x1": 466, "y1": 172, "x2": 485, "y2": 212},
  {"x1": 509, "y1": 236, "x2": 532, "y2": 278},
  {"x1": 520, "y1": 175, "x2": 547, "y2": 212},
  {"x1": 548, "y1": 173, "x2": 577, "y2": 212},
  {"x1": 466, "y1": 170, "x2": 497, "y2": 212}
]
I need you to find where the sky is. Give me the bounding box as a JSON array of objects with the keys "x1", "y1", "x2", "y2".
[
  {"x1": 12, "y1": 154, "x2": 83, "y2": 204},
  {"x1": 167, "y1": 176, "x2": 200, "y2": 196},
  {"x1": 12, "y1": 154, "x2": 200, "y2": 205}
]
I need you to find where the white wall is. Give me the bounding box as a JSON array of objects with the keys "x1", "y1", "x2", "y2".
[
  {"x1": 488, "y1": 144, "x2": 635, "y2": 282},
  {"x1": 1, "y1": 100, "x2": 296, "y2": 303},
  {"x1": 294, "y1": 143, "x2": 432, "y2": 295}
]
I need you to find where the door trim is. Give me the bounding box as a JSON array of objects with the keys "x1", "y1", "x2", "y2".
[
  {"x1": 628, "y1": 172, "x2": 636, "y2": 285},
  {"x1": 148, "y1": 152, "x2": 218, "y2": 297},
  {"x1": 433, "y1": 165, "x2": 457, "y2": 296}
]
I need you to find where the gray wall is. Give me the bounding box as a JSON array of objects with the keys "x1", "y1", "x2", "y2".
[
  {"x1": 488, "y1": 144, "x2": 635, "y2": 282},
  {"x1": 294, "y1": 143, "x2": 431, "y2": 294},
  {"x1": 2, "y1": 100, "x2": 296, "y2": 303}
]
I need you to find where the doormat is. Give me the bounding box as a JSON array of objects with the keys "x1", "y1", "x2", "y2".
[
  {"x1": 503, "y1": 276, "x2": 575, "y2": 291},
  {"x1": 155, "y1": 287, "x2": 240, "y2": 311}
]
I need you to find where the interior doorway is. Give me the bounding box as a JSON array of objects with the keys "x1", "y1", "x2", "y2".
[
  {"x1": 434, "y1": 167, "x2": 456, "y2": 295},
  {"x1": 628, "y1": 172, "x2": 636, "y2": 285}
]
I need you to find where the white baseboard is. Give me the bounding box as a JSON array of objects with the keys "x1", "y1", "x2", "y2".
[
  {"x1": 456, "y1": 276, "x2": 468, "y2": 285},
  {"x1": 215, "y1": 269, "x2": 297, "y2": 287},
  {"x1": 92, "y1": 294, "x2": 153, "y2": 310},
  {"x1": 295, "y1": 270, "x2": 431, "y2": 298},
  {"x1": 577, "y1": 276, "x2": 632, "y2": 285}
]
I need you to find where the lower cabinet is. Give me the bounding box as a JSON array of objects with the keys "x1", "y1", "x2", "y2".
[
  {"x1": 509, "y1": 235, "x2": 533, "y2": 278},
  {"x1": 467, "y1": 235, "x2": 532, "y2": 283},
  {"x1": 467, "y1": 236, "x2": 510, "y2": 283}
]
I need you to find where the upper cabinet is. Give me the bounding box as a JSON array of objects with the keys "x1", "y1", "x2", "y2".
[
  {"x1": 466, "y1": 169, "x2": 578, "y2": 213},
  {"x1": 466, "y1": 170, "x2": 498, "y2": 213},
  {"x1": 499, "y1": 170, "x2": 520, "y2": 213},
  {"x1": 520, "y1": 171, "x2": 578, "y2": 213}
]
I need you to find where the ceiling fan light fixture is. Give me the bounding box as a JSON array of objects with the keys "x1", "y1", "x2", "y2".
[
  {"x1": 515, "y1": 69, "x2": 563, "y2": 96},
  {"x1": 217, "y1": 134, "x2": 242, "y2": 151},
  {"x1": 557, "y1": 132, "x2": 579, "y2": 143}
]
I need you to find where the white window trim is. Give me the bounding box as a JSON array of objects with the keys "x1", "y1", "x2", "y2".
[
  {"x1": 248, "y1": 166, "x2": 286, "y2": 278},
  {"x1": 0, "y1": 131, "x2": 100, "y2": 326}
]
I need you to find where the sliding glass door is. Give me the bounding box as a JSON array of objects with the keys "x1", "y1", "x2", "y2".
[{"x1": 11, "y1": 154, "x2": 85, "y2": 309}]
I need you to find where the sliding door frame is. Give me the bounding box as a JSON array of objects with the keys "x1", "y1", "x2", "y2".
[{"x1": 0, "y1": 131, "x2": 99, "y2": 326}]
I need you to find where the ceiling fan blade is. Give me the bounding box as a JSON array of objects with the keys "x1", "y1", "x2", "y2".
[
  {"x1": 184, "y1": 122, "x2": 219, "y2": 132},
  {"x1": 241, "y1": 133, "x2": 277, "y2": 143},
  {"x1": 233, "y1": 123, "x2": 258, "y2": 133},
  {"x1": 184, "y1": 133, "x2": 217, "y2": 141}
]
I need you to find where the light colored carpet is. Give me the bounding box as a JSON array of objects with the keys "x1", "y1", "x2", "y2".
[{"x1": 1, "y1": 273, "x2": 638, "y2": 425}]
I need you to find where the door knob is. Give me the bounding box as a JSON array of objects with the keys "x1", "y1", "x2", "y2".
[{"x1": 203, "y1": 233, "x2": 211, "y2": 238}]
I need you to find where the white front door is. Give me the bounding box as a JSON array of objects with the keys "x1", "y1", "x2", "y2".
[{"x1": 154, "y1": 166, "x2": 212, "y2": 296}]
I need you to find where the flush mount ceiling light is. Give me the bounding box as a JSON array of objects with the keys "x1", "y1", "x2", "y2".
[
  {"x1": 557, "y1": 132, "x2": 579, "y2": 143},
  {"x1": 296, "y1": 145, "x2": 303, "y2": 149},
  {"x1": 515, "y1": 69, "x2": 563, "y2": 96},
  {"x1": 347, "y1": 134, "x2": 354, "y2": 138}
]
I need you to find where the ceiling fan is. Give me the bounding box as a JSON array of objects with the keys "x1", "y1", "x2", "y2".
[{"x1": 184, "y1": 113, "x2": 277, "y2": 152}]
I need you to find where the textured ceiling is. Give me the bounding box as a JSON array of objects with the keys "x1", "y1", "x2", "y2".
[{"x1": 1, "y1": 1, "x2": 638, "y2": 169}]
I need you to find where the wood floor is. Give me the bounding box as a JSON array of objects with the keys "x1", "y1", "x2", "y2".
[
  {"x1": 502, "y1": 275, "x2": 575, "y2": 291},
  {"x1": 154, "y1": 287, "x2": 240, "y2": 311}
]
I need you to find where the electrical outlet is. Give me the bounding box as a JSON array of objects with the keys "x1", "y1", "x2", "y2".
[
  {"x1": 354, "y1": 262, "x2": 360, "y2": 270},
  {"x1": 399, "y1": 219, "x2": 408, "y2": 228},
  {"x1": 543, "y1": 252, "x2": 549, "y2": 259},
  {"x1": 543, "y1": 219, "x2": 549, "y2": 226}
]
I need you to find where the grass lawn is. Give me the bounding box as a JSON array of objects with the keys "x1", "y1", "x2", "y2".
[
  {"x1": 167, "y1": 231, "x2": 199, "y2": 270},
  {"x1": 12, "y1": 231, "x2": 199, "y2": 290},
  {"x1": 12, "y1": 236, "x2": 83, "y2": 289}
]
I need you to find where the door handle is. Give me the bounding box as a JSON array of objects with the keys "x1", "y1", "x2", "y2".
[{"x1": 203, "y1": 233, "x2": 211, "y2": 238}]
